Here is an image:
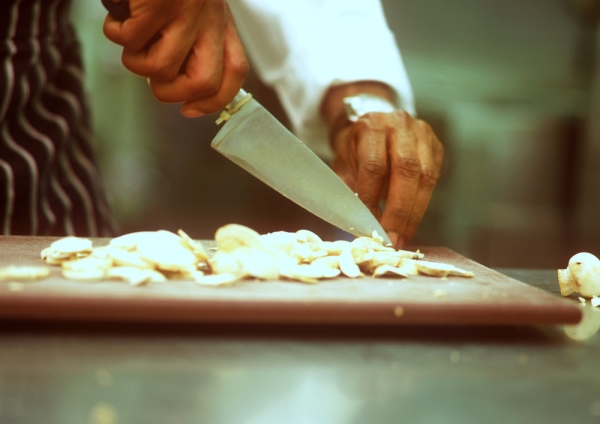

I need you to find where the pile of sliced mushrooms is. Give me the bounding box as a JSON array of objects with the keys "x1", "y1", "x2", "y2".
[{"x1": 2, "y1": 223, "x2": 474, "y2": 286}]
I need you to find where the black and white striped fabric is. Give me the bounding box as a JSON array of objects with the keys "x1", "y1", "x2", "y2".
[{"x1": 0, "y1": 0, "x2": 116, "y2": 236}]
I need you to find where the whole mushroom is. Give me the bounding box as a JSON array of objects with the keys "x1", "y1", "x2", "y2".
[{"x1": 558, "y1": 252, "x2": 600, "y2": 297}]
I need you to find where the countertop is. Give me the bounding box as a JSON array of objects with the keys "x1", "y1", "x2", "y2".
[{"x1": 1, "y1": 267, "x2": 599, "y2": 424}]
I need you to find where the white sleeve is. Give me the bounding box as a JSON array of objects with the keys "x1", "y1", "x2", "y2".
[{"x1": 227, "y1": 0, "x2": 415, "y2": 160}]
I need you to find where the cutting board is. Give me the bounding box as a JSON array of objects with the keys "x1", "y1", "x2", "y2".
[{"x1": 0, "y1": 236, "x2": 581, "y2": 326}]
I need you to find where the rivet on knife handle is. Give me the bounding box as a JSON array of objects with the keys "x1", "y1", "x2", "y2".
[{"x1": 215, "y1": 89, "x2": 253, "y2": 125}]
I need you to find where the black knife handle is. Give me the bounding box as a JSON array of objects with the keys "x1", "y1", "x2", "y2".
[{"x1": 101, "y1": 0, "x2": 130, "y2": 21}]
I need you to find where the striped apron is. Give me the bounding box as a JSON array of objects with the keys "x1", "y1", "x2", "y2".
[{"x1": 0, "y1": 0, "x2": 116, "y2": 236}]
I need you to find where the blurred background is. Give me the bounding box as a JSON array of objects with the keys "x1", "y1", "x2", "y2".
[{"x1": 71, "y1": 0, "x2": 600, "y2": 268}]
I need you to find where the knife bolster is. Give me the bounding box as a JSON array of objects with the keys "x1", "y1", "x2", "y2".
[{"x1": 216, "y1": 91, "x2": 253, "y2": 125}]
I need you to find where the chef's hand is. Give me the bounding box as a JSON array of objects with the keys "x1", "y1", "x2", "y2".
[
  {"x1": 322, "y1": 82, "x2": 444, "y2": 249},
  {"x1": 102, "y1": 0, "x2": 249, "y2": 117}
]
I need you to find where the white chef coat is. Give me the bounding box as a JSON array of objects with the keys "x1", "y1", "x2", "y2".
[{"x1": 228, "y1": 0, "x2": 415, "y2": 160}]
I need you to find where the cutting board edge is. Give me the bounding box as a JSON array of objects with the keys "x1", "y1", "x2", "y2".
[{"x1": 0, "y1": 295, "x2": 582, "y2": 326}]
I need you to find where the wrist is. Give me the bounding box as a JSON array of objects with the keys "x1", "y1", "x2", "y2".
[
  {"x1": 321, "y1": 81, "x2": 397, "y2": 147},
  {"x1": 327, "y1": 93, "x2": 397, "y2": 149}
]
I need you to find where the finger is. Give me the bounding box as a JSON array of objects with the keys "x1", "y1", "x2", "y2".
[
  {"x1": 123, "y1": 2, "x2": 222, "y2": 82},
  {"x1": 123, "y1": 9, "x2": 214, "y2": 83},
  {"x1": 150, "y1": 5, "x2": 226, "y2": 102},
  {"x1": 102, "y1": 14, "x2": 125, "y2": 44},
  {"x1": 400, "y1": 122, "x2": 443, "y2": 243},
  {"x1": 331, "y1": 126, "x2": 358, "y2": 189},
  {"x1": 179, "y1": 6, "x2": 249, "y2": 115},
  {"x1": 380, "y1": 117, "x2": 421, "y2": 248},
  {"x1": 103, "y1": 3, "x2": 173, "y2": 52},
  {"x1": 354, "y1": 121, "x2": 388, "y2": 221},
  {"x1": 121, "y1": 21, "x2": 200, "y2": 81}
]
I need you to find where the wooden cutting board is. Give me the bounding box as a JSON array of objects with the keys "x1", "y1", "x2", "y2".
[{"x1": 0, "y1": 236, "x2": 581, "y2": 326}]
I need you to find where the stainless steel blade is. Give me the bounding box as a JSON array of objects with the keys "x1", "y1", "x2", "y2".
[{"x1": 211, "y1": 90, "x2": 391, "y2": 244}]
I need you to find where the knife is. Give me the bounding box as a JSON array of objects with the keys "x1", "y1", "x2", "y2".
[{"x1": 102, "y1": 0, "x2": 391, "y2": 244}]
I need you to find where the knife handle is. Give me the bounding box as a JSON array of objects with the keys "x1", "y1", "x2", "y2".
[{"x1": 101, "y1": 0, "x2": 130, "y2": 21}]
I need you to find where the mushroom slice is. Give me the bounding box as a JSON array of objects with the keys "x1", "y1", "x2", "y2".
[
  {"x1": 143, "y1": 269, "x2": 169, "y2": 283},
  {"x1": 260, "y1": 231, "x2": 297, "y2": 256},
  {"x1": 232, "y1": 247, "x2": 279, "y2": 280},
  {"x1": 372, "y1": 265, "x2": 409, "y2": 278},
  {"x1": 290, "y1": 242, "x2": 327, "y2": 263},
  {"x1": 287, "y1": 262, "x2": 341, "y2": 281},
  {"x1": 62, "y1": 256, "x2": 112, "y2": 272},
  {"x1": 215, "y1": 224, "x2": 263, "y2": 253},
  {"x1": 178, "y1": 229, "x2": 209, "y2": 262},
  {"x1": 106, "y1": 246, "x2": 153, "y2": 269},
  {"x1": 280, "y1": 264, "x2": 322, "y2": 284},
  {"x1": 295, "y1": 229, "x2": 322, "y2": 243},
  {"x1": 351, "y1": 236, "x2": 392, "y2": 252},
  {"x1": 320, "y1": 240, "x2": 350, "y2": 256},
  {"x1": 396, "y1": 258, "x2": 419, "y2": 276},
  {"x1": 371, "y1": 230, "x2": 386, "y2": 245},
  {"x1": 40, "y1": 247, "x2": 73, "y2": 265},
  {"x1": 339, "y1": 247, "x2": 362, "y2": 278},
  {"x1": 0, "y1": 265, "x2": 51, "y2": 281},
  {"x1": 62, "y1": 268, "x2": 107, "y2": 281},
  {"x1": 110, "y1": 267, "x2": 167, "y2": 286},
  {"x1": 137, "y1": 239, "x2": 197, "y2": 273},
  {"x1": 110, "y1": 230, "x2": 181, "y2": 251},
  {"x1": 50, "y1": 236, "x2": 93, "y2": 255},
  {"x1": 209, "y1": 250, "x2": 244, "y2": 276},
  {"x1": 161, "y1": 265, "x2": 200, "y2": 280},
  {"x1": 362, "y1": 251, "x2": 403, "y2": 273},
  {"x1": 107, "y1": 266, "x2": 153, "y2": 286},
  {"x1": 311, "y1": 255, "x2": 340, "y2": 270},
  {"x1": 415, "y1": 261, "x2": 474, "y2": 278},
  {"x1": 109, "y1": 231, "x2": 156, "y2": 251},
  {"x1": 397, "y1": 249, "x2": 425, "y2": 260},
  {"x1": 61, "y1": 256, "x2": 111, "y2": 281},
  {"x1": 558, "y1": 268, "x2": 577, "y2": 297},
  {"x1": 193, "y1": 272, "x2": 242, "y2": 287}
]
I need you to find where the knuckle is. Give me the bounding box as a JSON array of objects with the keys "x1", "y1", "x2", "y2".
[
  {"x1": 420, "y1": 168, "x2": 439, "y2": 190},
  {"x1": 392, "y1": 109, "x2": 413, "y2": 124},
  {"x1": 153, "y1": 66, "x2": 180, "y2": 82},
  {"x1": 231, "y1": 56, "x2": 250, "y2": 80},
  {"x1": 386, "y1": 205, "x2": 412, "y2": 222},
  {"x1": 393, "y1": 156, "x2": 421, "y2": 179},
  {"x1": 353, "y1": 119, "x2": 372, "y2": 132},
  {"x1": 415, "y1": 118, "x2": 432, "y2": 132},
  {"x1": 353, "y1": 121, "x2": 386, "y2": 139},
  {"x1": 189, "y1": 75, "x2": 221, "y2": 99},
  {"x1": 122, "y1": 57, "x2": 178, "y2": 81},
  {"x1": 362, "y1": 158, "x2": 387, "y2": 179}
]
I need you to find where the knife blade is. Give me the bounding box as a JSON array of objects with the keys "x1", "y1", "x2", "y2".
[
  {"x1": 101, "y1": 0, "x2": 391, "y2": 244},
  {"x1": 212, "y1": 90, "x2": 391, "y2": 243}
]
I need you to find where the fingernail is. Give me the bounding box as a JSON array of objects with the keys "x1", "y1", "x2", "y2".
[{"x1": 182, "y1": 108, "x2": 204, "y2": 118}]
